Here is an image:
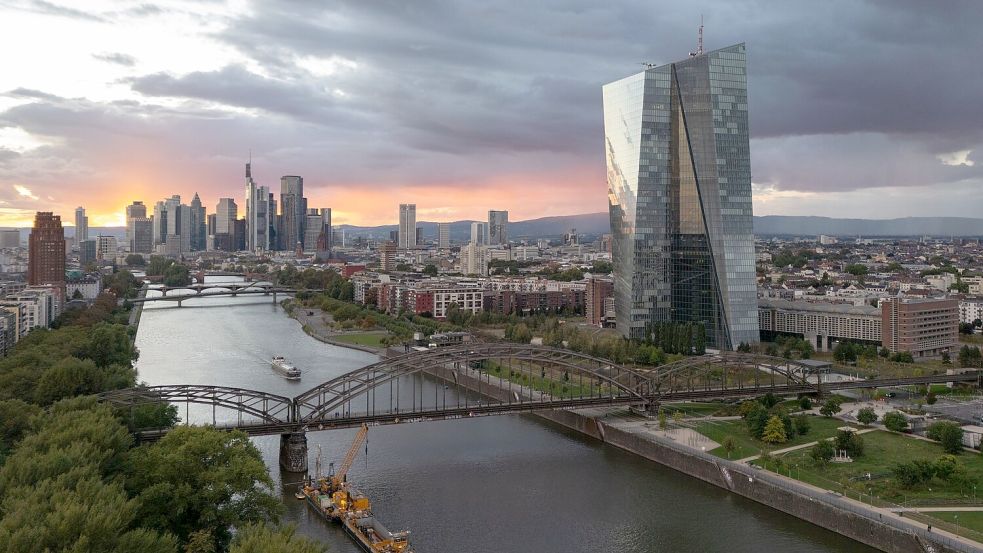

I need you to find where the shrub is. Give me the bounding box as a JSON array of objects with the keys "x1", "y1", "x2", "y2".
[
  {"x1": 798, "y1": 396, "x2": 812, "y2": 410},
  {"x1": 856, "y1": 407, "x2": 877, "y2": 426},
  {"x1": 927, "y1": 421, "x2": 965, "y2": 454},
  {"x1": 793, "y1": 414, "x2": 811, "y2": 436},
  {"x1": 819, "y1": 398, "x2": 842, "y2": 418},
  {"x1": 810, "y1": 440, "x2": 835, "y2": 464},
  {"x1": 883, "y1": 411, "x2": 909, "y2": 432},
  {"x1": 834, "y1": 430, "x2": 864, "y2": 458}
]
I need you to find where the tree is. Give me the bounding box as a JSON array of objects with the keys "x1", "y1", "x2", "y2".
[
  {"x1": 810, "y1": 440, "x2": 835, "y2": 464},
  {"x1": 761, "y1": 415, "x2": 788, "y2": 444},
  {"x1": 125, "y1": 427, "x2": 282, "y2": 549},
  {"x1": 793, "y1": 414, "x2": 811, "y2": 436},
  {"x1": 230, "y1": 524, "x2": 325, "y2": 553},
  {"x1": 926, "y1": 391, "x2": 938, "y2": 405},
  {"x1": 721, "y1": 436, "x2": 737, "y2": 458},
  {"x1": 890, "y1": 351, "x2": 914, "y2": 364},
  {"x1": 845, "y1": 263, "x2": 869, "y2": 276},
  {"x1": 879, "y1": 347, "x2": 890, "y2": 358},
  {"x1": 422, "y1": 264, "x2": 438, "y2": 277},
  {"x1": 799, "y1": 396, "x2": 812, "y2": 410},
  {"x1": 883, "y1": 411, "x2": 909, "y2": 432},
  {"x1": 658, "y1": 410, "x2": 668, "y2": 431},
  {"x1": 856, "y1": 407, "x2": 878, "y2": 426},
  {"x1": 163, "y1": 263, "x2": 191, "y2": 286},
  {"x1": 958, "y1": 345, "x2": 983, "y2": 368},
  {"x1": 0, "y1": 399, "x2": 41, "y2": 455},
  {"x1": 744, "y1": 404, "x2": 770, "y2": 439},
  {"x1": 834, "y1": 430, "x2": 864, "y2": 458},
  {"x1": 819, "y1": 398, "x2": 842, "y2": 418},
  {"x1": 927, "y1": 421, "x2": 965, "y2": 454},
  {"x1": 126, "y1": 253, "x2": 146, "y2": 266}
]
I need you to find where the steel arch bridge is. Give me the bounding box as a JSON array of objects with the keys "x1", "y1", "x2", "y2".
[
  {"x1": 99, "y1": 345, "x2": 982, "y2": 470},
  {"x1": 101, "y1": 346, "x2": 829, "y2": 434}
]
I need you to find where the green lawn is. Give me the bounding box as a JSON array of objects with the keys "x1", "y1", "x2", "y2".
[
  {"x1": 695, "y1": 415, "x2": 856, "y2": 460},
  {"x1": 755, "y1": 430, "x2": 983, "y2": 506},
  {"x1": 331, "y1": 333, "x2": 388, "y2": 347},
  {"x1": 921, "y1": 511, "x2": 983, "y2": 535},
  {"x1": 662, "y1": 402, "x2": 728, "y2": 417}
]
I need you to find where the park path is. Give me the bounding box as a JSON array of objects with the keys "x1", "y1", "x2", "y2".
[{"x1": 735, "y1": 427, "x2": 879, "y2": 463}]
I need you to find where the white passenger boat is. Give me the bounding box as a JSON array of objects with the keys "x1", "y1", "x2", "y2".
[{"x1": 271, "y1": 356, "x2": 301, "y2": 380}]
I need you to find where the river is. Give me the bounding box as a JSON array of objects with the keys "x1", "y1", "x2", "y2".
[{"x1": 134, "y1": 279, "x2": 874, "y2": 553}]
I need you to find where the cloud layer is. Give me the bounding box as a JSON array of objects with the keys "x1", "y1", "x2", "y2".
[{"x1": 0, "y1": 0, "x2": 981, "y2": 226}]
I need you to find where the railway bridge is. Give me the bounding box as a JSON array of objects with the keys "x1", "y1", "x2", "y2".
[
  {"x1": 132, "y1": 283, "x2": 312, "y2": 306},
  {"x1": 100, "y1": 344, "x2": 982, "y2": 472}
]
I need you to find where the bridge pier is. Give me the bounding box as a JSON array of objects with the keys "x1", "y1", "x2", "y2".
[
  {"x1": 177, "y1": 299, "x2": 183, "y2": 307},
  {"x1": 279, "y1": 432, "x2": 308, "y2": 472}
]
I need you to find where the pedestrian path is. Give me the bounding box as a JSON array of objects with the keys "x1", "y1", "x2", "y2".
[{"x1": 734, "y1": 427, "x2": 879, "y2": 463}]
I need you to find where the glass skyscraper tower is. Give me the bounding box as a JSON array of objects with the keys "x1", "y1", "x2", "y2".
[{"x1": 602, "y1": 43, "x2": 758, "y2": 350}]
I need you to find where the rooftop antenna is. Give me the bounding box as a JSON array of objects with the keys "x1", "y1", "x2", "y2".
[
  {"x1": 690, "y1": 15, "x2": 704, "y2": 57},
  {"x1": 640, "y1": 62, "x2": 658, "y2": 69}
]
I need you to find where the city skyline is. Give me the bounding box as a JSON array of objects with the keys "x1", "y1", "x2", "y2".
[{"x1": 1, "y1": 1, "x2": 982, "y2": 227}]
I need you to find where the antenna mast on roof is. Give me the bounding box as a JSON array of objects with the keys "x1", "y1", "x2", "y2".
[{"x1": 698, "y1": 14, "x2": 704, "y2": 55}]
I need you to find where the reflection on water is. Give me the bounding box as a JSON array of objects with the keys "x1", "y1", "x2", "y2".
[{"x1": 134, "y1": 279, "x2": 873, "y2": 553}]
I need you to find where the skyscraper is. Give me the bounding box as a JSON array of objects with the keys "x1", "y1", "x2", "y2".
[
  {"x1": 470, "y1": 222, "x2": 487, "y2": 246},
  {"x1": 28, "y1": 212, "x2": 65, "y2": 287},
  {"x1": 152, "y1": 200, "x2": 168, "y2": 246},
  {"x1": 437, "y1": 223, "x2": 450, "y2": 249},
  {"x1": 245, "y1": 160, "x2": 271, "y2": 251},
  {"x1": 398, "y1": 204, "x2": 416, "y2": 249},
  {"x1": 280, "y1": 176, "x2": 305, "y2": 251},
  {"x1": 74, "y1": 206, "x2": 88, "y2": 244},
  {"x1": 602, "y1": 43, "x2": 758, "y2": 350},
  {"x1": 488, "y1": 210, "x2": 508, "y2": 245},
  {"x1": 215, "y1": 198, "x2": 237, "y2": 235},
  {"x1": 125, "y1": 201, "x2": 149, "y2": 253},
  {"x1": 190, "y1": 193, "x2": 206, "y2": 251}
]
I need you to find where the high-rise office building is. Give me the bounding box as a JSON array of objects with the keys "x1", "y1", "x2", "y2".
[
  {"x1": 470, "y1": 222, "x2": 487, "y2": 246},
  {"x1": 74, "y1": 206, "x2": 88, "y2": 244},
  {"x1": 190, "y1": 193, "x2": 206, "y2": 251},
  {"x1": 398, "y1": 204, "x2": 416, "y2": 249},
  {"x1": 206, "y1": 213, "x2": 216, "y2": 237},
  {"x1": 437, "y1": 223, "x2": 450, "y2": 249},
  {"x1": 245, "y1": 160, "x2": 271, "y2": 251},
  {"x1": 132, "y1": 218, "x2": 152, "y2": 254},
  {"x1": 153, "y1": 200, "x2": 168, "y2": 246},
  {"x1": 28, "y1": 212, "x2": 65, "y2": 286},
  {"x1": 488, "y1": 210, "x2": 508, "y2": 245},
  {"x1": 96, "y1": 235, "x2": 117, "y2": 260},
  {"x1": 280, "y1": 176, "x2": 305, "y2": 251},
  {"x1": 215, "y1": 198, "x2": 237, "y2": 235},
  {"x1": 78, "y1": 239, "x2": 97, "y2": 266},
  {"x1": 602, "y1": 43, "x2": 757, "y2": 349},
  {"x1": 125, "y1": 201, "x2": 146, "y2": 252},
  {"x1": 379, "y1": 240, "x2": 397, "y2": 271}
]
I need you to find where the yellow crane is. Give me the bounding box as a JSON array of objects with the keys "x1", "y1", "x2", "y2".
[{"x1": 332, "y1": 423, "x2": 368, "y2": 488}]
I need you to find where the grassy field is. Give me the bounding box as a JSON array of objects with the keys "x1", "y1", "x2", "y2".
[
  {"x1": 695, "y1": 416, "x2": 856, "y2": 460},
  {"x1": 921, "y1": 511, "x2": 983, "y2": 535},
  {"x1": 755, "y1": 430, "x2": 983, "y2": 506},
  {"x1": 331, "y1": 333, "x2": 388, "y2": 347},
  {"x1": 662, "y1": 402, "x2": 729, "y2": 417}
]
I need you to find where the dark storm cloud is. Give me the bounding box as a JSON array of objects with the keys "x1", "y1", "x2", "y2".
[
  {"x1": 92, "y1": 52, "x2": 136, "y2": 66},
  {"x1": 3, "y1": 0, "x2": 983, "y2": 207}
]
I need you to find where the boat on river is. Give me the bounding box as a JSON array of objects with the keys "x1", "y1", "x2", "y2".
[{"x1": 271, "y1": 356, "x2": 301, "y2": 380}]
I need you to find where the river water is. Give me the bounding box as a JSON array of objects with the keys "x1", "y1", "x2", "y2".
[{"x1": 134, "y1": 279, "x2": 873, "y2": 553}]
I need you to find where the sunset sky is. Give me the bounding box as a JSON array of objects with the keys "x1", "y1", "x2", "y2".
[{"x1": 0, "y1": 0, "x2": 981, "y2": 228}]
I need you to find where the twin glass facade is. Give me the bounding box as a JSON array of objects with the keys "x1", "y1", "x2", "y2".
[{"x1": 602, "y1": 43, "x2": 758, "y2": 350}]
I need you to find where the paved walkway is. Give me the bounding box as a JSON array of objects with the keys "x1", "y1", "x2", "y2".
[
  {"x1": 893, "y1": 507, "x2": 983, "y2": 512},
  {"x1": 734, "y1": 427, "x2": 879, "y2": 463}
]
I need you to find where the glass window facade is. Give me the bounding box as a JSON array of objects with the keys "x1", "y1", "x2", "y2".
[{"x1": 602, "y1": 43, "x2": 758, "y2": 350}]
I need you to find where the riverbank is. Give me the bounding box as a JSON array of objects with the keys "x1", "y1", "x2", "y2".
[
  {"x1": 284, "y1": 303, "x2": 387, "y2": 355},
  {"x1": 127, "y1": 283, "x2": 147, "y2": 342},
  {"x1": 424, "y1": 363, "x2": 982, "y2": 553}
]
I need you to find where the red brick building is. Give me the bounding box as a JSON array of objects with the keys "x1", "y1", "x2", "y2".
[
  {"x1": 586, "y1": 277, "x2": 614, "y2": 326},
  {"x1": 881, "y1": 297, "x2": 959, "y2": 358},
  {"x1": 28, "y1": 212, "x2": 65, "y2": 287}
]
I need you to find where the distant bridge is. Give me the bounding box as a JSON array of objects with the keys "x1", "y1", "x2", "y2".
[
  {"x1": 100, "y1": 345, "x2": 982, "y2": 471},
  {"x1": 131, "y1": 283, "x2": 312, "y2": 305}
]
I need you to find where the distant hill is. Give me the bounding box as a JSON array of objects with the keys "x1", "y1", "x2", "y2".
[
  {"x1": 339, "y1": 212, "x2": 610, "y2": 241},
  {"x1": 6, "y1": 214, "x2": 980, "y2": 245},
  {"x1": 753, "y1": 216, "x2": 983, "y2": 237}
]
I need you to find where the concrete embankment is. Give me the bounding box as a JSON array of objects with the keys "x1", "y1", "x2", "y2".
[
  {"x1": 127, "y1": 284, "x2": 147, "y2": 342},
  {"x1": 425, "y1": 364, "x2": 979, "y2": 553},
  {"x1": 283, "y1": 302, "x2": 383, "y2": 355}
]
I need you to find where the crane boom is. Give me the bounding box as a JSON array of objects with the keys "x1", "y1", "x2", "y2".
[{"x1": 334, "y1": 423, "x2": 368, "y2": 485}]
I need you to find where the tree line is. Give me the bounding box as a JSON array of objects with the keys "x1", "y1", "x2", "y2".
[{"x1": 0, "y1": 269, "x2": 324, "y2": 552}]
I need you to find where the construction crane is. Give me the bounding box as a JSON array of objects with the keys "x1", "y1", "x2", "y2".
[{"x1": 332, "y1": 423, "x2": 368, "y2": 488}]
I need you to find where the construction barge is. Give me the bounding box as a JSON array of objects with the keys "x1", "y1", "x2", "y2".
[{"x1": 299, "y1": 424, "x2": 414, "y2": 553}]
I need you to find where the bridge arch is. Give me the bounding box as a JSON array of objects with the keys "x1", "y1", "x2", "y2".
[
  {"x1": 648, "y1": 351, "x2": 821, "y2": 396},
  {"x1": 99, "y1": 385, "x2": 295, "y2": 424},
  {"x1": 293, "y1": 343, "x2": 654, "y2": 423}
]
